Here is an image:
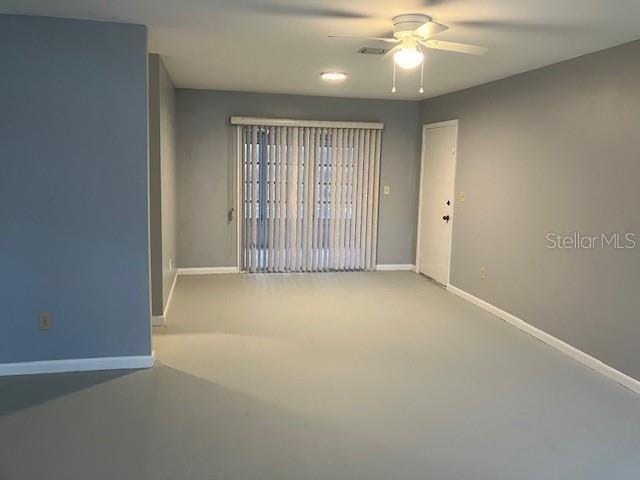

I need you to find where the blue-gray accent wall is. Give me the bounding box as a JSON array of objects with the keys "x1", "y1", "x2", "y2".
[{"x1": 0, "y1": 15, "x2": 151, "y2": 362}]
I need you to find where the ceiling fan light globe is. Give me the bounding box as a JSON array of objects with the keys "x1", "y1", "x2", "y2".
[{"x1": 393, "y1": 48, "x2": 424, "y2": 69}]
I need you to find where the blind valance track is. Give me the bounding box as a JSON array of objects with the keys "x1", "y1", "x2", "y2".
[{"x1": 231, "y1": 116, "x2": 384, "y2": 130}]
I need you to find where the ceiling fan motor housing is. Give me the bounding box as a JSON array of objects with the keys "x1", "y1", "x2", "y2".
[{"x1": 392, "y1": 13, "x2": 430, "y2": 38}]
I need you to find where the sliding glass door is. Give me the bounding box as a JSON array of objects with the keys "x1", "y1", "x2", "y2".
[{"x1": 238, "y1": 122, "x2": 382, "y2": 273}]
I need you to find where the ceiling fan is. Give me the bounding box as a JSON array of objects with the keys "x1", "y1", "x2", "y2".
[{"x1": 330, "y1": 14, "x2": 487, "y2": 93}]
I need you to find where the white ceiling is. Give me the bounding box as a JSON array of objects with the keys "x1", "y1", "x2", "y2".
[{"x1": 3, "y1": 0, "x2": 640, "y2": 100}]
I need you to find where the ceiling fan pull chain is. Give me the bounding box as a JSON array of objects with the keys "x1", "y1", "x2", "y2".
[
  {"x1": 419, "y1": 61, "x2": 424, "y2": 94},
  {"x1": 391, "y1": 62, "x2": 397, "y2": 93}
]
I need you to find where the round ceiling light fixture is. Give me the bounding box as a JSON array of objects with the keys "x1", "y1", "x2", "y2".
[
  {"x1": 321, "y1": 71, "x2": 347, "y2": 81},
  {"x1": 393, "y1": 46, "x2": 424, "y2": 70}
]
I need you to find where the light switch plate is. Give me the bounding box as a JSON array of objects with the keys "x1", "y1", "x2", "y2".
[{"x1": 383, "y1": 185, "x2": 390, "y2": 195}]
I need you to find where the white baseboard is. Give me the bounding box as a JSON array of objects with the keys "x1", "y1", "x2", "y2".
[
  {"x1": 0, "y1": 352, "x2": 155, "y2": 377},
  {"x1": 179, "y1": 265, "x2": 419, "y2": 274},
  {"x1": 178, "y1": 266, "x2": 239, "y2": 275},
  {"x1": 151, "y1": 271, "x2": 178, "y2": 327},
  {"x1": 447, "y1": 284, "x2": 640, "y2": 396},
  {"x1": 163, "y1": 270, "x2": 179, "y2": 320},
  {"x1": 376, "y1": 264, "x2": 416, "y2": 272}
]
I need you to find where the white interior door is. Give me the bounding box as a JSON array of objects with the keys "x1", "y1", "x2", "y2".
[{"x1": 417, "y1": 121, "x2": 457, "y2": 285}]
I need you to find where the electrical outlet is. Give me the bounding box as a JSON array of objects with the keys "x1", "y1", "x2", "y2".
[
  {"x1": 480, "y1": 267, "x2": 486, "y2": 280},
  {"x1": 39, "y1": 312, "x2": 52, "y2": 330},
  {"x1": 459, "y1": 191, "x2": 466, "y2": 203},
  {"x1": 383, "y1": 185, "x2": 391, "y2": 195}
]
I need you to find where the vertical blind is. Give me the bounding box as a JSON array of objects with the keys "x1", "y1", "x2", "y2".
[{"x1": 235, "y1": 119, "x2": 383, "y2": 273}]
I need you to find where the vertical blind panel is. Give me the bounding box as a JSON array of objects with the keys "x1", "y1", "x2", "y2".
[{"x1": 241, "y1": 124, "x2": 381, "y2": 273}]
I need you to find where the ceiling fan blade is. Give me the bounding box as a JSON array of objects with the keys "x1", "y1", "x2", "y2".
[
  {"x1": 456, "y1": 20, "x2": 581, "y2": 35},
  {"x1": 256, "y1": 4, "x2": 371, "y2": 19},
  {"x1": 421, "y1": 39, "x2": 488, "y2": 55},
  {"x1": 414, "y1": 20, "x2": 449, "y2": 39},
  {"x1": 329, "y1": 35, "x2": 399, "y2": 43}
]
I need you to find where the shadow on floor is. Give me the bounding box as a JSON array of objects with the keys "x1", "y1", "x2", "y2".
[
  {"x1": 0, "y1": 364, "x2": 419, "y2": 480},
  {"x1": 0, "y1": 369, "x2": 133, "y2": 416}
]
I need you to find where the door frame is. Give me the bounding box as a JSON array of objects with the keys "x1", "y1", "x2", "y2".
[{"x1": 415, "y1": 119, "x2": 459, "y2": 286}]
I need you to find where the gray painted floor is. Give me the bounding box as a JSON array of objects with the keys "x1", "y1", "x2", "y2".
[{"x1": 1, "y1": 272, "x2": 639, "y2": 479}]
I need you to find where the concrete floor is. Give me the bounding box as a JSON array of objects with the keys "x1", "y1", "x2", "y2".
[{"x1": 1, "y1": 272, "x2": 639, "y2": 479}]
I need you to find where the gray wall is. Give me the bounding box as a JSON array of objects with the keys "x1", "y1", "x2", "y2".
[
  {"x1": 421, "y1": 40, "x2": 640, "y2": 380},
  {"x1": 0, "y1": 15, "x2": 151, "y2": 362},
  {"x1": 149, "y1": 54, "x2": 178, "y2": 316},
  {"x1": 176, "y1": 90, "x2": 421, "y2": 268},
  {"x1": 159, "y1": 58, "x2": 178, "y2": 310}
]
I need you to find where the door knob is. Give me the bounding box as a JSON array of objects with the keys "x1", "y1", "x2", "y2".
[{"x1": 442, "y1": 215, "x2": 450, "y2": 223}]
